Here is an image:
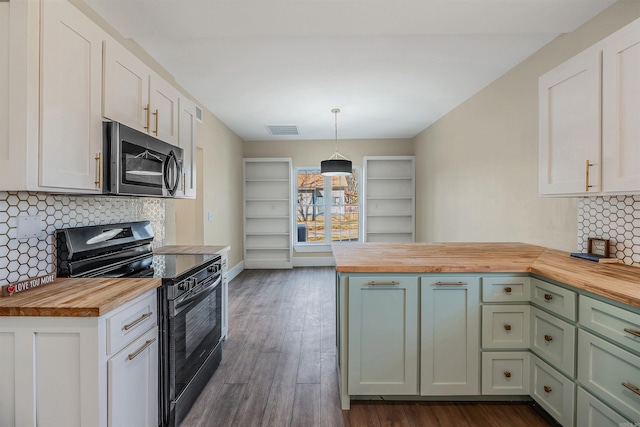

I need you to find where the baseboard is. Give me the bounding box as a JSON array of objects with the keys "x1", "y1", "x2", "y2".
[
  {"x1": 228, "y1": 261, "x2": 244, "y2": 281},
  {"x1": 293, "y1": 256, "x2": 336, "y2": 267}
]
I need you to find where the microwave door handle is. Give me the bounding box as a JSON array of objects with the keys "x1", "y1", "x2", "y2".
[{"x1": 163, "y1": 150, "x2": 180, "y2": 196}]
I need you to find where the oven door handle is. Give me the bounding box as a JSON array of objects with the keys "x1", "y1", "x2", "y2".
[{"x1": 173, "y1": 275, "x2": 221, "y2": 316}]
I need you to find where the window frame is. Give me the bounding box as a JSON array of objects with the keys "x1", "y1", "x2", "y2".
[{"x1": 293, "y1": 166, "x2": 363, "y2": 253}]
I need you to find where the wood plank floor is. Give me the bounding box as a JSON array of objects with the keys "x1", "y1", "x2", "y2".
[{"x1": 181, "y1": 267, "x2": 552, "y2": 427}]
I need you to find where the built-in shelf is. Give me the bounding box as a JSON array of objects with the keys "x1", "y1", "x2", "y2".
[
  {"x1": 243, "y1": 158, "x2": 293, "y2": 269},
  {"x1": 364, "y1": 156, "x2": 415, "y2": 242}
]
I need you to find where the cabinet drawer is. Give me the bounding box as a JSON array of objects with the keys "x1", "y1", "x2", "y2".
[
  {"x1": 531, "y1": 278, "x2": 576, "y2": 321},
  {"x1": 577, "y1": 329, "x2": 640, "y2": 422},
  {"x1": 579, "y1": 295, "x2": 640, "y2": 354},
  {"x1": 576, "y1": 387, "x2": 632, "y2": 427},
  {"x1": 482, "y1": 305, "x2": 530, "y2": 349},
  {"x1": 106, "y1": 290, "x2": 157, "y2": 356},
  {"x1": 481, "y1": 351, "x2": 530, "y2": 395},
  {"x1": 530, "y1": 354, "x2": 575, "y2": 427},
  {"x1": 482, "y1": 276, "x2": 530, "y2": 303},
  {"x1": 531, "y1": 307, "x2": 576, "y2": 377}
]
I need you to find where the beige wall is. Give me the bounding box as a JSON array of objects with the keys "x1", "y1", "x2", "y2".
[{"x1": 413, "y1": 0, "x2": 640, "y2": 252}]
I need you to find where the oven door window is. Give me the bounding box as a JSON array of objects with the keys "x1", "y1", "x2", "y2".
[
  {"x1": 121, "y1": 141, "x2": 167, "y2": 189},
  {"x1": 170, "y1": 278, "x2": 222, "y2": 399}
]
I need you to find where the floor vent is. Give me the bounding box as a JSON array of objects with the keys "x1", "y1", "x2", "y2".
[{"x1": 265, "y1": 124, "x2": 299, "y2": 136}]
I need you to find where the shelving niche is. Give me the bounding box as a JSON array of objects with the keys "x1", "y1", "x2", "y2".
[
  {"x1": 243, "y1": 158, "x2": 293, "y2": 268},
  {"x1": 363, "y1": 156, "x2": 415, "y2": 242}
]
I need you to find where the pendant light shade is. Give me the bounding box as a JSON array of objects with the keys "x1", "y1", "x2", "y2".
[{"x1": 321, "y1": 108, "x2": 352, "y2": 176}]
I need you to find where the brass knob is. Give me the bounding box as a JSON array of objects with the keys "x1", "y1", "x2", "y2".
[
  {"x1": 544, "y1": 294, "x2": 553, "y2": 301},
  {"x1": 504, "y1": 287, "x2": 512, "y2": 293},
  {"x1": 544, "y1": 386, "x2": 552, "y2": 393},
  {"x1": 544, "y1": 335, "x2": 553, "y2": 342},
  {"x1": 504, "y1": 324, "x2": 512, "y2": 331},
  {"x1": 504, "y1": 371, "x2": 511, "y2": 378}
]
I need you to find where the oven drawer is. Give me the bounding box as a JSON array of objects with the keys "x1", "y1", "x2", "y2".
[{"x1": 106, "y1": 290, "x2": 157, "y2": 356}]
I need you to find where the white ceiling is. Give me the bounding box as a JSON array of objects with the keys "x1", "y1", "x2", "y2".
[{"x1": 83, "y1": 0, "x2": 616, "y2": 141}]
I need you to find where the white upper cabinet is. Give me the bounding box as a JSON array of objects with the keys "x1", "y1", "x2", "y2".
[
  {"x1": 539, "y1": 47, "x2": 602, "y2": 196},
  {"x1": 40, "y1": 0, "x2": 105, "y2": 191},
  {"x1": 103, "y1": 40, "x2": 180, "y2": 145},
  {"x1": 0, "y1": 2, "x2": 9, "y2": 180},
  {"x1": 602, "y1": 19, "x2": 640, "y2": 193},
  {"x1": 177, "y1": 96, "x2": 197, "y2": 198},
  {"x1": 539, "y1": 17, "x2": 640, "y2": 197}
]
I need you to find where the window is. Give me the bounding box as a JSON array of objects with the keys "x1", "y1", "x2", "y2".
[{"x1": 296, "y1": 167, "x2": 361, "y2": 248}]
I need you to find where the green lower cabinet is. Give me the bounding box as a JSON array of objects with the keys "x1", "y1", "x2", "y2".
[
  {"x1": 576, "y1": 387, "x2": 632, "y2": 427},
  {"x1": 421, "y1": 276, "x2": 480, "y2": 396},
  {"x1": 347, "y1": 276, "x2": 419, "y2": 395},
  {"x1": 530, "y1": 354, "x2": 575, "y2": 426}
]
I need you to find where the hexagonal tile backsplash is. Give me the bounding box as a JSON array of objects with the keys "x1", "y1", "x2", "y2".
[
  {"x1": 0, "y1": 191, "x2": 165, "y2": 286},
  {"x1": 578, "y1": 195, "x2": 640, "y2": 266}
]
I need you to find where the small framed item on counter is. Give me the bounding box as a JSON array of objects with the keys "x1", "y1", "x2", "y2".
[{"x1": 571, "y1": 238, "x2": 618, "y2": 263}]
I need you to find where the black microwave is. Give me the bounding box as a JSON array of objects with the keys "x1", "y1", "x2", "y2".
[{"x1": 103, "y1": 122, "x2": 184, "y2": 197}]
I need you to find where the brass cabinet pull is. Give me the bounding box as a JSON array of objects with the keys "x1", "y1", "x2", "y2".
[
  {"x1": 367, "y1": 281, "x2": 399, "y2": 286},
  {"x1": 504, "y1": 371, "x2": 511, "y2": 378},
  {"x1": 543, "y1": 386, "x2": 552, "y2": 393},
  {"x1": 544, "y1": 335, "x2": 553, "y2": 342},
  {"x1": 94, "y1": 153, "x2": 102, "y2": 188},
  {"x1": 504, "y1": 324, "x2": 512, "y2": 331},
  {"x1": 127, "y1": 338, "x2": 156, "y2": 361},
  {"x1": 624, "y1": 328, "x2": 640, "y2": 338},
  {"x1": 622, "y1": 382, "x2": 640, "y2": 396},
  {"x1": 544, "y1": 293, "x2": 553, "y2": 301},
  {"x1": 585, "y1": 160, "x2": 595, "y2": 192},
  {"x1": 123, "y1": 312, "x2": 153, "y2": 331},
  {"x1": 504, "y1": 287, "x2": 512, "y2": 293},
  {"x1": 144, "y1": 104, "x2": 151, "y2": 132},
  {"x1": 435, "y1": 281, "x2": 467, "y2": 286},
  {"x1": 153, "y1": 109, "x2": 159, "y2": 135}
]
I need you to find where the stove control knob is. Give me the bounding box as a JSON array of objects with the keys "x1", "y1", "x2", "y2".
[{"x1": 178, "y1": 279, "x2": 191, "y2": 291}]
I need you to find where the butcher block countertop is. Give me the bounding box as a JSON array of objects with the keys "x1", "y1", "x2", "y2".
[
  {"x1": 332, "y1": 242, "x2": 640, "y2": 309},
  {"x1": 0, "y1": 277, "x2": 161, "y2": 317},
  {"x1": 154, "y1": 245, "x2": 230, "y2": 255}
]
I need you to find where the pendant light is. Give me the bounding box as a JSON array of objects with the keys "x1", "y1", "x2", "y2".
[{"x1": 321, "y1": 108, "x2": 352, "y2": 176}]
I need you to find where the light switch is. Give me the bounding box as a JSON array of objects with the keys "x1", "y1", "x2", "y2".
[
  {"x1": 17, "y1": 215, "x2": 44, "y2": 240},
  {"x1": 208, "y1": 211, "x2": 214, "y2": 222}
]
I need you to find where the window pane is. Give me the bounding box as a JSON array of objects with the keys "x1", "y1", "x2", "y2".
[
  {"x1": 296, "y1": 170, "x2": 325, "y2": 243},
  {"x1": 330, "y1": 169, "x2": 359, "y2": 242}
]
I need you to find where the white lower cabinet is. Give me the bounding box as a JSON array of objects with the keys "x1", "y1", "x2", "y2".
[
  {"x1": 576, "y1": 387, "x2": 632, "y2": 427},
  {"x1": 347, "y1": 276, "x2": 418, "y2": 395},
  {"x1": 420, "y1": 276, "x2": 480, "y2": 395},
  {"x1": 0, "y1": 289, "x2": 158, "y2": 427},
  {"x1": 530, "y1": 354, "x2": 575, "y2": 427},
  {"x1": 108, "y1": 327, "x2": 158, "y2": 427},
  {"x1": 481, "y1": 351, "x2": 530, "y2": 395}
]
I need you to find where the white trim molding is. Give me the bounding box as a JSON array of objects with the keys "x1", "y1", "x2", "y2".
[
  {"x1": 293, "y1": 256, "x2": 336, "y2": 267},
  {"x1": 228, "y1": 261, "x2": 244, "y2": 281}
]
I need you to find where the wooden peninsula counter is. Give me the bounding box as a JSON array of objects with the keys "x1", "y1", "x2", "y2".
[{"x1": 332, "y1": 242, "x2": 640, "y2": 425}]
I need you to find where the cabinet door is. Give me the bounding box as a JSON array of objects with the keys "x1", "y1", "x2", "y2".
[
  {"x1": 481, "y1": 351, "x2": 530, "y2": 395},
  {"x1": 40, "y1": 0, "x2": 104, "y2": 191},
  {"x1": 482, "y1": 305, "x2": 530, "y2": 349},
  {"x1": 530, "y1": 307, "x2": 576, "y2": 377},
  {"x1": 178, "y1": 96, "x2": 197, "y2": 198},
  {"x1": 530, "y1": 354, "x2": 575, "y2": 426},
  {"x1": 103, "y1": 40, "x2": 151, "y2": 134},
  {"x1": 602, "y1": 21, "x2": 640, "y2": 193},
  {"x1": 149, "y1": 74, "x2": 179, "y2": 145},
  {"x1": 108, "y1": 327, "x2": 158, "y2": 427},
  {"x1": 348, "y1": 276, "x2": 418, "y2": 395},
  {"x1": 539, "y1": 47, "x2": 601, "y2": 196},
  {"x1": 421, "y1": 276, "x2": 480, "y2": 395}
]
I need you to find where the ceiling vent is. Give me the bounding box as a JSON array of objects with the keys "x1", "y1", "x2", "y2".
[
  {"x1": 195, "y1": 105, "x2": 203, "y2": 122},
  {"x1": 265, "y1": 124, "x2": 299, "y2": 136}
]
